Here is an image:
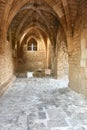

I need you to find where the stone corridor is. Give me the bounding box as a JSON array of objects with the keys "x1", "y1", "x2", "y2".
[{"x1": 0, "y1": 78, "x2": 87, "y2": 130}]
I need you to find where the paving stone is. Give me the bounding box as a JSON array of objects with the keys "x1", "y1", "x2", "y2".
[
  {"x1": 47, "y1": 119, "x2": 68, "y2": 128},
  {"x1": 76, "y1": 127, "x2": 86, "y2": 130},
  {"x1": 46, "y1": 107, "x2": 67, "y2": 120},
  {"x1": 38, "y1": 112, "x2": 46, "y2": 119},
  {"x1": 38, "y1": 106, "x2": 43, "y2": 111},
  {"x1": 33, "y1": 122, "x2": 46, "y2": 130},
  {"x1": 27, "y1": 126, "x2": 32, "y2": 130},
  {"x1": 0, "y1": 77, "x2": 87, "y2": 130},
  {"x1": 67, "y1": 126, "x2": 86, "y2": 130},
  {"x1": 17, "y1": 115, "x2": 27, "y2": 127},
  {"x1": 27, "y1": 113, "x2": 37, "y2": 125}
]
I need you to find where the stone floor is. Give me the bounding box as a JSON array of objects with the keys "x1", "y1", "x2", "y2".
[{"x1": 0, "y1": 77, "x2": 87, "y2": 130}]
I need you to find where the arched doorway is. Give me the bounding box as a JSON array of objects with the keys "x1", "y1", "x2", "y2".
[{"x1": 0, "y1": 0, "x2": 70, "y2": 91}]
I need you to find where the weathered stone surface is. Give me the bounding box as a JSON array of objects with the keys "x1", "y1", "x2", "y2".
[
  {"x1": 0, "y1": 78, "x2": 87, "y2": 130},
  {"x1": 38, "y1": 112, "x2": 46, "y2": 119},
  {"x1": 0, "y1": 0, "x2": 87, "y2": 98}
]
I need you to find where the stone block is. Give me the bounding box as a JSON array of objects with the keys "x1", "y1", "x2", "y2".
[
  {"x1": 81, "y1": 39, "x2": 86, "y2": 50},
  {"x1": 45, "y1": 69, "x2": 51, "y2": 75},
  {"x1": 80, "y1": 59, "x2": 86, "y2": 67},
  {"x1": 38, "y1": 112, "x2": 46, "y2": 119},
  {"x1": 81, "y1": 49, "x2": 87, "y2": 59},
  {"x1": 27, "y1": 72, "x2": 33, "y2": 78}
]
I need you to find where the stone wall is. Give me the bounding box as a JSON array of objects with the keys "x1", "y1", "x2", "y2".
[
  {"x1": 56, "y1": 26, "x2": 69, "y2": 79},
  {"x1": 68, "y1": 0, "x2": 87, "y2": 96},
  {"x1": 17, "y1": 42, "x2": 47, "y2": 72},
  {"x1": 57, "y1": 41, "x2": 68, "y2": 79},
  {"x1": 69, "y1": 27, "x2": 87, "y2": 97},
  {"x1": 0, "y1": 40, "x2": 14, "y2": 95},
  {"x1": 69, "y1": 30, "x2": 81, "y2": 92}
]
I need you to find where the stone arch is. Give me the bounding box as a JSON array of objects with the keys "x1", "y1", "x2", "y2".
[
  {"x1": 27, "y1": 38, "x2": 37, "y2": 51},
  {"x1": 17, "y1": 25, "x2": 50, "y2": 49},
  {"x1": 1, "y1": 0, "x2": 70, "y2": 50}
]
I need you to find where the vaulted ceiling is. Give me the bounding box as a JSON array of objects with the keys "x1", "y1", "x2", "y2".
[
  {"x1": 0, "y1": 0, "x2": 87, "y2": 50},
  {"x1": 8, "y1": 0, "x2": 60, "y2": 48}
]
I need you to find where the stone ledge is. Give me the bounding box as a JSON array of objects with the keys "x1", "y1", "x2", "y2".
[{"x1": 0, "y1": 75, "x2": 16, "y2": 97}]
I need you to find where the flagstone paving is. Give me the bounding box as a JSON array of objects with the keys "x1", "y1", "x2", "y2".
[{"x1": 0, "y1": 77, "x2": 87, "y2": 130}]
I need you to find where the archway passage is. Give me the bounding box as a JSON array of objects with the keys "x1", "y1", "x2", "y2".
[
  {"x1": 6, "y1": 0, "x2": 69, "y2": 79},
  {"x1": 27, "y1": 38, "x2": 37, "y2": 51},
  {"x1": 0, "y1": 0, "x2": 71, "y2": 91},
  {"x1": 0, "y1": 0, "x2": 87, "y2": 129},
  {"x1": 0, "y1": 0, "x2": 87, "y2": 113}
]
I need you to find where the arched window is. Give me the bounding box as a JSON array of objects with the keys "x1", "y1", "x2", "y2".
[{"x1": 27, "y1": 39, "x2": 37, "y2": 51}]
